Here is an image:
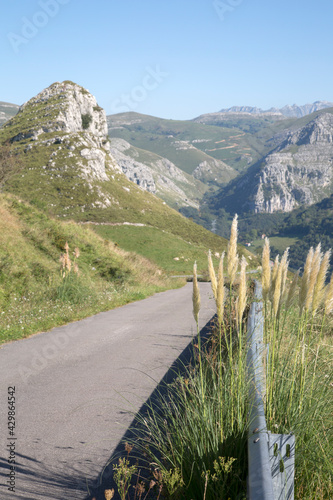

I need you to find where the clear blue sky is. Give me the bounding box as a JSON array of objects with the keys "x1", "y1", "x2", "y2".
[{"x1": 1, "y1": 0, "x2": 332, "y2": 120}]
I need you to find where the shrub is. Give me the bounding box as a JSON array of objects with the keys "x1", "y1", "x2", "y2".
[{"x1": 81, "y1": 113, "x2": 92, "y2": 130}]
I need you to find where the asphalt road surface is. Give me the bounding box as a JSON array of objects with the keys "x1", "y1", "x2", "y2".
[{"x1": 0, "y1": 283, "x2": 215, "y2": 499}]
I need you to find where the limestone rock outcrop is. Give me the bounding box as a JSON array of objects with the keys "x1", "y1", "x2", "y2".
[
  {"x1": 252, "y1": 113, "x2": 333, "y2": 213},
  {"x1": 4, "y1": 81, "x2": 120, "y2": 185},
  {"x1": 109, "y1": 138, "x2": 204, "y2": 208}
]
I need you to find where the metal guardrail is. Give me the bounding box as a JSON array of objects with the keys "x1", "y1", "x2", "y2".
[{"x1": 247, "y1": 281, "x2": 295, "y2": 500}]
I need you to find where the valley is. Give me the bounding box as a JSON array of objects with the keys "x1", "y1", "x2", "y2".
[{"x1": 1, "y1": 85, "x2": 333, "y2": 328}]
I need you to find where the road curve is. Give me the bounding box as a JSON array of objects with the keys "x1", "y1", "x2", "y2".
[{"x1": 0, "y1": 283, "x2": 215, "y2": 499}]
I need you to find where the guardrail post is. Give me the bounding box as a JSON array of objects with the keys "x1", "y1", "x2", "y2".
[{"x1": 247, "y1": 281, "x2": 295, "y2": 500}]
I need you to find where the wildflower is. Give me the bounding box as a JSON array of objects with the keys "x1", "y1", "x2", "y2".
[
  {"x1": 104, "y1": 489, "x2": 114, "y2": 500},
  {"x1": 125, "y1": 442, "x2": 133, "y2": 455}
]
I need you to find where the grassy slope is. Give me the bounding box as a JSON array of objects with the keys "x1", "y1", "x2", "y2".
[
  {"x1": 0, "y1": 125, "x2": 252, "y2": 267},
  {"x1": 0, "y1": 194, "x2": 181, "y2": 344},
  {"x1": 107, "y1": 112, "x2": 266, "y2": 174},
  {"x1": 91, "y1": 224, "x2": 258, "y2": 275},
  {"x1": 0, "y1": 194, "x2": 259, "y2": 344}
]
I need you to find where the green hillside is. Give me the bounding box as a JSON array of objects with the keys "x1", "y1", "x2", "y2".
[
  {"x1": 107, "y1": 112, "x2": 266, "y2": 175},
  {"x1": 273, "y1": 194, "x2": 333, "y2": 273},
  {"x1": 0, "y1": 193, "x2": 177, "y2": 344}
]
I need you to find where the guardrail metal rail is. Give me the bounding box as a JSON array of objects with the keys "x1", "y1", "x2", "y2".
[{"x1": 247, "y1": 281, "x2": 295, "y2": 500}]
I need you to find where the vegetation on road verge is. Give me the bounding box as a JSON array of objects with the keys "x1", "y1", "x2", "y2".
[{"x1": 100, "y1": 217, "x2": 332, "y2": 500}]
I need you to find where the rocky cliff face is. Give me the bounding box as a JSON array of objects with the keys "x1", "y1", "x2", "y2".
[
  {"x1": 252, "y1": 113, "x2": 333, "y2": 213},
  {"x1": 109, "y1": 138, "x2": 205, "y2": 208},
  {"x1": 3, "y1": 81, "x2": 120, "y2": 186}
]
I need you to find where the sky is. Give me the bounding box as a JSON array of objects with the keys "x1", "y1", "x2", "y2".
[{"x1": 1, "y1": 0, "x2": 333, "y2": 120}]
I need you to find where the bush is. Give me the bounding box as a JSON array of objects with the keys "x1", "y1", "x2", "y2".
[{"x1": 81, "y1": 113, "x2": 92, "y2": 130}]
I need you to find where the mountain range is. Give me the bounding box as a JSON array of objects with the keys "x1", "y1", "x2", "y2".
[
  {"x1": 0, "y1": 81, "x2": 252, "y2": 272},
  {"x1": 217, "y1": 101, "x2": 333, "y2": 118},
  {"x1": 1, "y1": 89, "x2": 332, "y2": 272}
]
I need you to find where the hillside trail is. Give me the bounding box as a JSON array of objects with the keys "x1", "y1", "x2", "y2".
[{"x1": 0, "y1": 282, "x2": 215, "y2": 500}]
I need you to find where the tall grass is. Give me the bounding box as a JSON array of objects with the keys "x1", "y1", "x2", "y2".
[
  {"x1": 0, "y1": 194, "x2": 179, "y2": 344},
  {"x1": 125, "y1": 215, "x2": 250, "y2": 499},
  {"x1": 114, "y1": 217, "x2": 332, "y2": 500},
  {"x1": 263, "y1": 242, "x2": 333, "y2": 500}
]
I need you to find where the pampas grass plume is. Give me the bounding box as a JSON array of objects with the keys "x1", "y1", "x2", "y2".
[
  {"x1": 312, "y1": 249, "x2": 331, "y2": 314},
  {"x1": 304, "y1": 243, "x2": 321, "y2": 312},
  {"x1": 269, "y1": 255, "x2": 279, "y2": 303},
  {"x1": 299, "y1": 246, "x2": 314, "y2": 312},
  {"x1": 285, "y1": 269, "x2": 299, "y2": 310},
  {"x1": 216, "y1": 252, "x2": 225, "y2": 325},
  {"x1": 227, "y1": 214, "x2": 239, "y2": 286},
  {"x1": 208, "y1": 249, "x2": 217, "y2": 300},
  {"x1": 236, "y1": 255, "x2": 248, "y2": 327},
  {"x1": 262, "y1": 237, "x2": 271, "y2": 301},
  {"x1": 280, "y1": 247, "x2": 289, "y2": 302},
  {"x1": 324, "y1": 272, "x2": 333, "y2": 315}
]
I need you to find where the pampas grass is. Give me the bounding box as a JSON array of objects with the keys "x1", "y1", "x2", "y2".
[
  {"x1": 227, "y1": 214, "x2": 239, "y2": 286},
  {"x1": 299, "y1": 246, "x2": 314, "y2": 312},
  {"x1": 262, "y1": 237, "x2": 333, "y2": 499},
  {"x1": 312, "y1": 249, "x2": 331, "y2": 315},
  {"x1": 208, "y1": 249, "x2": 217, "y2": 300},
  {"x1": 304, "y1": 243, "x2": 322, "y2": 313},
  {"x1": 216, "y1": 252, "x2": 225, "y2": 326},
  {"x1": 236, "y1": 256, "x2": 247, "y2": 329},
  {"x1": 262, "y1": 237, "x2": 271, "y2": 302},
  {"x1": 324, "y1": 272, "x2": 333, "y2": 315}
]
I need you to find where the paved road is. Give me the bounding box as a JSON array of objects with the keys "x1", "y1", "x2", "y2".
[{"x1": 0, "y1": 283, "x2": 215, "y2": 499}]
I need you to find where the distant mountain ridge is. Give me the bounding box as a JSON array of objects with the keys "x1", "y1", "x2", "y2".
[
  {"x1": 218, "y1": 101, "x2": 333, "y2": 118},
  {"x1": 206, "y1": 110, "x2": 333, "y2": 214},
  {"x1": 0, "y1": 101, "x2": 20, "y2": 126}
]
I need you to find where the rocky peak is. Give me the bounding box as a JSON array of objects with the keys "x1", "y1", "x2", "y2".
[
  {"x1": 1, "y1": 81, "x2": 121, "y2": 201},
  {"x1": 283, "y1": 112, "x2": 333, "y2": 146},
  {"x1": 10, "y1": 81, "x2": 109, "y2": 149}
]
